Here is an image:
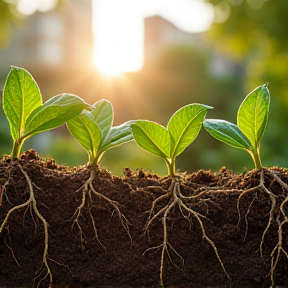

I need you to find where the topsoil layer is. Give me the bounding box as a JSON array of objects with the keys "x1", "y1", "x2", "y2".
[{"x1": 0, "y1": 150, "x2": 288, "y2": 288}]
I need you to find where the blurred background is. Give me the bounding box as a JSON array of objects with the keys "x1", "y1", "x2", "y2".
[{"x1": 0, "y1": 0, "x2": 288, "y2": 176}]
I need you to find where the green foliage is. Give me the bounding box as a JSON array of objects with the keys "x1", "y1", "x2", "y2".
[
  {"x1": 207, "y1": 0, "x2": 288, "y2": 105},
  {"x1": 237, "y1": 84, "x2": 270, "y2": 150},
  {"x1": 204, "y1": 84, "x2": 270, "y2": 169},
  {"x1": 126, "y1": 45, "x2": 244, "y2": 174},
  {"x1": 2, "y1": 66, "x2": 91, "y2": 159},
  {"x1": 67, "y1": 99, "x2": 134, "y2": 167},
  {"x1": 132, "y1": 104, "x2": 212, "y2": 176},
  {"x1": 131, "y1": 121, "x2": 171, "y2": 159}
]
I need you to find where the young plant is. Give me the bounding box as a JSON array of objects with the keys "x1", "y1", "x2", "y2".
[
  {"x1": 2, "y1": 66, "x2": 91, "y2": 159},
  {"x1": 203, "y1": 85, "x2": 288, "y2": 286},
  {"x1": 131, "y1": 104, "x2": 230, "y2": 287},
  {"x1": 66, "y1": 99, "x2": 134, "y2": 246},
  {"x1": 132, "y1": 103, "x2": 213, "y2": 177},
  {"x1": 203, "y1": 84, "x2": 270, "y2": 169},
  {"x1": 0, "y1": 66, "x2": 90, "y2": 287},
  {"x1": 67, "y1": 99, "x2": 134, "y2": 168}
]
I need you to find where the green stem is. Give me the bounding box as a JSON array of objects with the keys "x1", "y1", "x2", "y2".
[
  {"x1": 248, "y1": 147, "x2": 262, "y2": 169},
  {"x1": 88, "y1": 151, "x2": 104, "y2": 169},
  {"x1": 164, "y1": 157, "x2": 176, "y2": 177},
  {"x1": 10, "y1": 138, "x2": 24, "y2": 160},
  {"x1": 88, "y1": 154, "x2": 98, "y2": 168}
]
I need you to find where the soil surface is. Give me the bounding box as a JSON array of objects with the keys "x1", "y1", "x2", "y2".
[{"x1": 0, "y1": 150, "x2": 288, "y2": 288}]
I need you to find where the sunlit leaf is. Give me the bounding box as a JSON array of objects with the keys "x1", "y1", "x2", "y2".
[
  {"x1": 2, "y1": 66, "x2": 42, "y2": 140},
  {"x1": 67, "y1": 110, "x2": 102, "y2": 161},
  {"x1": 203, "y1": 119, "x2": 252, "y2": 149},
  {"x1": 100, "y1": 121, "x2": 135, "y2": 152},
  {"x1": 168, "y1": 104, "x2": 213, "y2": 158},
  {"x1": 67, "y1": 100, "x2": 133, "y2": 166},
  {"x1": 131, "y1": 120, "x2": 171, "y2": 158},
  {"x1": 23, "y1": 94, "x2": 90, "y2": 138},
  {"x1": 92, "y1": 99, "x2": 113, "y2": 140},
  {"x1": 237, "y1": 84, "x2": 270, "y2": 149},
  {"x1": 204, "y1": 85, "x2": 270, "y2": 169}
]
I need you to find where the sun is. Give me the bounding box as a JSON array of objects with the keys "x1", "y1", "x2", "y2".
[
  {"x1": 92, "y1": 0, "x2": 143, "y2": 77},
  {"x1": 92, "y1": 0, "x2": 214, "y2": 77},
  {"x1": 94, "y1": 58, "x2": 124, "y2": 77},
  {"x1": 93, "y1": 43, "x2": 142, "y2": 76},
  {"x1": 94, "y1": 54, "x2": 125, "y2": 77}
]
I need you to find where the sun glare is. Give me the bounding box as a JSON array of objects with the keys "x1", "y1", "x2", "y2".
[
  {"x1": 94, "y1": 61, "x2": 124, "y2": 77},
  {"x1": 93, "y1": 0, "x2": 143, "y2": 76},
  {"x1": 92, "y1": 0, "x2": 214, "y2": 77},
  {"x1": 93, "y1": 40, "x2": 142, "y2": 76},
  {"x1": 17, "y1": 0, "x2": 58, "y2": 15}
]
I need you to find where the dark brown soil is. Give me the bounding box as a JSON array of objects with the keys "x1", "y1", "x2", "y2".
[{"x1": 0, "y1": 150, "x2": 288, "y2": 288}]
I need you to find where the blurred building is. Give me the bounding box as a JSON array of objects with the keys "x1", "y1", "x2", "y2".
[
  {"x1": 144, "y1": 15, "x2": 237, "y2": 78},
  {"x1": 144, "y1": 15, "x2": 204, "y2": 62},
  {"x1": 0, "y1": 0, "x2": 94, "y2": 83},
  {"x1": 0, "y1": 5, "x2": 237, "y2": 99}
]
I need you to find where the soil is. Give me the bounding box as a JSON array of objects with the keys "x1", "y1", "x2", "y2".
[{"x1": 0, "y1": 149, "x2": 288, "y2": 288}]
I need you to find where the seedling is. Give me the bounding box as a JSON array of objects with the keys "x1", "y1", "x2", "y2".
[
  {"x1": 132, "y1": 104, "x2": 230, "y2": 286},
  {"x1": 203, "y1": 84, "x2": 270, "y2": 169},
  {"x1": 67, "y1": 99, "x2": 134, "y2": 247},
  {"x1": 132, "y1": 104, "x2": 212, "y2": 177},
  {"x1": 0, "y1": 66, "x2": 90, "y2": 287},
  {"x1": 2, "y1": 66, "x2": 91, "y2": 160},
  {"x1": 203, "y1": 85, "x2": 288, "y2": 286}
]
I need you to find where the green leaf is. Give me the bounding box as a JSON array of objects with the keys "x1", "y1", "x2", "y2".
[
  {"x1": 23, "y1": 94, "x2": 90, "y2": 138},
  {"x1": 131, "y1": 120, "x2": 171, "y2": 158},
  {"x1": 67, "y1": 99, "x2": 132, "y2": 166},
  {"x1": 92, "y1": 99, "x2": 113, "y2": 140},
  {"x1": 203, "y1": 119, "x2": 252, "y2": 149},
  {"x1": 67, "y1": 110, "x2": 102, "y2": 161},
  {"x1": 100, "y1": 121, "x2": 135, "y2": 152},
  {"x1": 167, "y1": 104, "x2": 213, "y2": 158},
  {"x1": 237, "y1": 84, "x2": 270, "y2": 149},
  {"x1": 2, "y1": 66, "x2": 42, "y2": 140}
]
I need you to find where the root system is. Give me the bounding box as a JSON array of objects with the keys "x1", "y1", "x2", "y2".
[{"x1": 0, "y1": 151, "x2": 288, "y2": 288}]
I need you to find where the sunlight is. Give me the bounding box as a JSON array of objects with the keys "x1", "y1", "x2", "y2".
[
  {"x1": 92, "y1": 0, "x2": 213, "y2": 77},
  {"x1": 17, "y1": 0, "x2": 58, "y2": 15},
  {"x1": 94, "y1": 56, "x2": 125, "y2": 77},
  {"x1": 93, "y1": 0, "x2": 143, "y2": 76},
  {"x1": 93, "y1": 37, "x2": 142, "y2": 76}
]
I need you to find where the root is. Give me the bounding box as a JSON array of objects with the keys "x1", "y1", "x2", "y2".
[
  {"x1": 0, "y1": 163, "x2": 51, "y2": 288},
  {"x1": 243, "y1": 192, "x2": 257, "y2": 242},
  {"x1": 4, "y1": 228, "x2": 21, "y2": 267},
  {"x1": 144, "y1": 168, "x2": 288, "y2": 287},
  {"x1": 0, "y1": 185, "x2": 3, "y2": 206},
  {"x1": 265, "y1": 169, "x2": 288, "y2": 286},
  {"x1": 143, "y1": 177, "x2": 230, "y2": 287},
  {"x1": 70, "y1": 168, "x2": 131, "y2": 250},
  {"x1": 236, "y1": 168, "x2": 288, "y2": 287}
]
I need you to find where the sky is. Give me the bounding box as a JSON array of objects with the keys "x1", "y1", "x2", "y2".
[{"x1": 16, "y1": 0, "x2": 214, "y2": 75}]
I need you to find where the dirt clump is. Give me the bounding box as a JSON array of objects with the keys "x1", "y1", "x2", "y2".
[{"x1": 0, "y1": 150, "x2": 287, "y2": 288}]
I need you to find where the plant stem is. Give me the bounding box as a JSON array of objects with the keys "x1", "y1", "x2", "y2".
[
  {"x1": 88, "y1": 152, "x2": 103, "y2": 168},
  {"x1": 10, "y1": 138, "x2": 24, "y2": 159},
  {"x1": 87, "y1": 151, "x2": 97, "y2": 168},
  {"x1": 164, "y1": 157, "x2": 176, "y2": 177},
  {"x1": 248, "y1": 148, "x2": 262, "y2": 169}
]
